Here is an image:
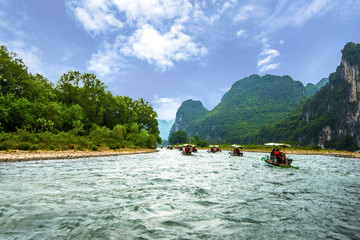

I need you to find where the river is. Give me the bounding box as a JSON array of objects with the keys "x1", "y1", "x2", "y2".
[{"x1": 0, "y1": 149, "x2": 359, "y2": 239}]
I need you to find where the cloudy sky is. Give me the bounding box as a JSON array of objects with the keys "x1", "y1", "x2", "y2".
[{"x1": 1, "y1": 0, "x2": 359, "y2": 120}]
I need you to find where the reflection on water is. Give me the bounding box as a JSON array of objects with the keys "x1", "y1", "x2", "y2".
[{"x1": 0, "y1": 150, "x2": 359, "y2": 239}]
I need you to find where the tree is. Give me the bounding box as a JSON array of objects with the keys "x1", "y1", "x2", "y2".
[{"x1": 169, "y1": 130, "x2": 189, "y2": 145}]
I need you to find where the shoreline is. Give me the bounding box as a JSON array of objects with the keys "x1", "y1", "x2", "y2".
[
  {"x1": 1, "y1": 148, "x2": 359, "y2": 162},
  {"x1": 0, "y1": 149, "x2": 158, "y2": 162}
]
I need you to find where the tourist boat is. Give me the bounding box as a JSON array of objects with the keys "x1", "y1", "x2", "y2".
[
  {"x1": 208, "y1": 145, "x2": 221, "y2": 153},
  {"x1": 229, "y1": 145, "x2": 243, "y2": 156},
  {"x1": 182, "y1": 144, "x2": 192, "y2": 155},
  {"x1": 261, "y1": 143, "x2": 298, "y2": 169}
]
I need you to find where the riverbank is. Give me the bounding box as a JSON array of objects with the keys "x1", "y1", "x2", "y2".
[{"x1": 0, "y1": 148, "x2": 158, "y2": 162}]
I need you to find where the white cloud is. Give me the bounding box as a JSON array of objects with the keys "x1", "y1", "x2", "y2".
[
  {"x1": 236, "y1": 29, "x2": 245, "y2": 38},
  {"x1": 257, "y1": 39, "x2": 280, "y2": 72},
  {"x1": 67, "y1": 0, "x2": 123, "y2": 33},
  {"x1": 112, "y1": 0, "x2": 193, "y2": 24},
  {"x1": 65, "y1": 0, "x2": 342, "y2": 76},
  {"x1": 234, "y1": 5, "x2": 255, "y2": 22},
  {"x1": 66, "y1": 0, "x2": 211, "y2": 72},
  {"x1": 87, "y1": 38, "x2": 129, "y2": 78},
  {"x1": 263, "y1": 0, "x2": 332, "y2": 33},
  {"x1": 153, "y1": 96, "x2": 183, "y2": 121},
  {"x1": 121, "y1": 24, "x2": 207, "y2": 71}
]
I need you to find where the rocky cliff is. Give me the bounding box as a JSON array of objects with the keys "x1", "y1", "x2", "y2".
[
  {"x1": 318, "y1": 42, "x2": 360, "y2": 147},
  {"x1": 253, "y1": 42, "x2": 360, "y2": 150},
  {"x1": 169, "y1": 99, "x2": 209, "y2": 138}
]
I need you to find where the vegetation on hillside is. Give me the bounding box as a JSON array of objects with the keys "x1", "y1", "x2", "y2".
[
  {"x1": 0, "y1": 45, "x2": 160, "y2": 151},
  {"x1": 172, "y1": 74, "x2": 313, "y2": 144}
]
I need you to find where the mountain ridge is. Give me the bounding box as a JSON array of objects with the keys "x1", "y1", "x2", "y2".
[{"x1": 170, "y1": 74, "x2": 327, "y2": 143}]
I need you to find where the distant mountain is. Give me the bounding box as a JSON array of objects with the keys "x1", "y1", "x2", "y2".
[
  {"x1": 170, "y1": 74, "x2": 325, "y2": 143},
  {"x1": 305, "y1": 78, "x2": 329, "y2": 96},
  {"x1": 252, "y1": 42, "x2": 360, "y2": 150},
  {"x1": 170, "y1": 99, "x2": 209, "y2": 136},
  {"x1": 158, "y1": 119, "x2": 175, "y2": 140}
]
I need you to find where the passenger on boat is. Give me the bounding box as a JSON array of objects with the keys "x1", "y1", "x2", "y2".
[
  {"x1": 281, "y1": 152, "x2": 287, "y2": 164},
  {"x1": 235, "y1": 148, "x2": 240, "y2": 156},
  {"x1": 185, "y1": 147, "x2": 190, "y2": 154},
  {"x1": 271, "y1": 149, "x2": 276, "y2": 158},
  {"x1": 275, "y1": 149, "x2": 282, "y2": 163}
]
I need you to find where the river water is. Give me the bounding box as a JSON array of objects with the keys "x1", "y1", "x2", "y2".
[{"x1": 0, "y1": 149, "x2": 359, "y2": 239}]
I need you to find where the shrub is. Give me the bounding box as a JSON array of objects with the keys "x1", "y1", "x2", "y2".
[
  {"x1": 91, "y1": 145, "x2": 99, "y2": 151},
  {"x1": 18, "y1": 142, "x2": 31, "y2": 150},
  {"x1": 30, "y1": 144, "x2": 38, "y2": 151},
  {"x1": 0, "y1": 142, "x2": 9, "y2": 150}
]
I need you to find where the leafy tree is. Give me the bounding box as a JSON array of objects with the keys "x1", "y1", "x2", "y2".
[
  {"x1": 169, "y1": 130, "x2": 189, "y2": 145},
  {"x1": 0, "y1": 45, "x2": 161, "y2": 149}
]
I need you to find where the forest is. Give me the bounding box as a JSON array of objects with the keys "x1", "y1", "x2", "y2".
[{"x1": 0, "y1": 45, "x2": 161, "y2": 151}]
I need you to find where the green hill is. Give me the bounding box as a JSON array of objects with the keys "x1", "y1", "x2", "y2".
[
  {"x1": 305, "y1": 78, "x2": 329, "y2": 96},
  {"x1": 170, "y1": 74, "x2": 324, "y2": 143}
]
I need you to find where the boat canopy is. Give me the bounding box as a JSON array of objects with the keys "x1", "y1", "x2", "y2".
[
  {"x1": 231, "y1": 144, "x2": 243, "y2": 148},
  {"x1": 264, "y1": 143, "x2": 291, "y2": 148}
]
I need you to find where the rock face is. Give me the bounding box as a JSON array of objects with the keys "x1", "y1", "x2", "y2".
[
  {"x1": 299, "y1": 42, "x2": 360, "y2": 148},
  {"x1": 342, "y1": 58, "x2": 360, "y2": 122},
  {"x1": 169, "y1": 100, "x2": 209, "y2": 138},
  {"x1": 336, "y1": 44, "x2": 360, "y2": 146}
]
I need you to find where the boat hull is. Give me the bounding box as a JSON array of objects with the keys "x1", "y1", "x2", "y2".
[
  {"x1": 261, "y1": 157, "x2": 299, "y2": 169},
  {"x1": 229, "y1": 152, "x2": 243, "y2": 156}
]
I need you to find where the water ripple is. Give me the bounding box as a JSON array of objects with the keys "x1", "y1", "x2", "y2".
[{"x1": 0, "y1": 150, "x2": 359, "y2": 239}]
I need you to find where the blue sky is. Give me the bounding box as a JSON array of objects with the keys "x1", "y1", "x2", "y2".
[{"x1": 1, "y1": 0, "x2": 359, "y2": 121}]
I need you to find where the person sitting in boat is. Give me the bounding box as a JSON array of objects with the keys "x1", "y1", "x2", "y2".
[
  {"x1": 185, "y1": 147, "x2": 190, "y2": 154},
  {"x1": 235, "y1": 148, "x2": 240, "y2": 156},
  {"x1": 271, "y1": 149, "x2": 276, "y2": 159},
  {"x1": 280, "y1": 152, "x2": 287, "y2": 164},
  {"x1": 275, "y1": 149, "x2": 282, "y2": 163}
]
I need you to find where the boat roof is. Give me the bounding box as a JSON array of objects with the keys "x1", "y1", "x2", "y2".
[
  {"x1": 231, "y1": 144, "x2": 243, "y2": 148},
  {"x1": 264, "y1": 143, "x2": 291, "y2": 147}
]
